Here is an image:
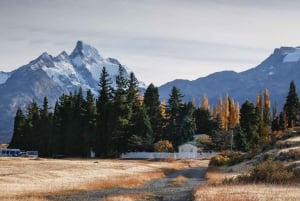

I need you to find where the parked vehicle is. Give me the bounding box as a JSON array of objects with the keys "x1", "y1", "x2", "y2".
[
  {"x1": 0, "y1": 148, "x2": 21, "y2": 157},
  {"x1": 25, "y1": 151, "x2": 39, "y2": 158}
]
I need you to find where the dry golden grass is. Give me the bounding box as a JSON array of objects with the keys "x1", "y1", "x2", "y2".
[
  {"x1": 171, "y1": 175, "x2": 187, "y2": 186},
  {"x1": 82, "y1": 171, "x2": 166, "y2": 190},
  {"x1": 0, "y1": 157, "x2": 188, "y2": 201},
  {"x1": 194, "y1": 184, "x2": 300, "y2": 201},
  {"x1": 102, "y1": 192, "x2": 153, "y2": 201},
  {"x1": 195, "y1": 162, "x2": 300, "y2": 201},
  {"x1": 0, "y1": 144, "x2": 8, "y2": 148}
]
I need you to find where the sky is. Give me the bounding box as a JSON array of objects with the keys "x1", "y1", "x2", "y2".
[{"x1": 1, "y1": 0, "x2": 300, "y2": 86}]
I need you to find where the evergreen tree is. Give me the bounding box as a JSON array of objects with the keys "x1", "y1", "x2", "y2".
[
  {"x1": 271, "y1": 105, "x2": 280, "y2": 132},
  {"x1": 111, "y1": 64, "x2": 131, "y2": 155},
  {"x1": 179, "y1": 102, "x2": 196, "y2": 145},
  {"x1": 24, "y1": 100, "x2": 41, "y2": 150},
  {"x1": 144, "y1": 83, "x2": 164, "y2": 142},
  {"x1": 233, "y1": 124, "x2": 249, "y2": 151},
  {"x1": 128, "y1": 104, "x2": 153, "y2": 151},
  {"x1": 279, "y1": 112, "x2": 287, "y2": 130},
  {"x1": 9, "y1": 107, "x2": 26, "y2": 149},
  {"x1": 38, "y1": 97, "x2": 52, "y2": 157},
  {"x1": 240, "y1": 100, "x2": 260, "y2": 149},
  {"x1": 284, "y1": 80, "x2": 299, "y2": 127},
  {"x1": 96, "y1": 67, "x2": 114, "y2": 157},
  {"x1": 165, "y1": 86, "x2": 184, "y2": 148},
  {"x1": 82, "y1": 89, "x2": 97, "y2": 157},
  {"x1": 51, "y1": 101, "x2": 65, "y2": 155},
  {"x1": 194, "y1": 107, "x2": 214, "y2": 134}
]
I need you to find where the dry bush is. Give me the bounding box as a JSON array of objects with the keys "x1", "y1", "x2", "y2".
[
  {"x1": 164, "y1": 157, "x2": 176, "y2": 163},
  {"x1": 171, "y1": 175, "x2": 187, "y2": 186},
  {"x1": 236, "y1": 160, "x2": 294, "y2": 184},
  {"x1": 209, "y1": 155, "x2": 230, "y2": 166},
  {"x1": 154, "y1": 140, "x2": 174, "y2": 152}
]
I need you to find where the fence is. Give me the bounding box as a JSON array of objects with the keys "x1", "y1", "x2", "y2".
[{"x1": 121, "y1": 152, "x2": 217, "y2": 159}]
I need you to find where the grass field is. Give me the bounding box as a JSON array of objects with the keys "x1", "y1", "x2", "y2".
[
  {"x1": 0, "y1": 157, "x2": 191, "y2": 200},
  {"x1": 193, "y1": 165, "x2": 300, "y2": 201}
]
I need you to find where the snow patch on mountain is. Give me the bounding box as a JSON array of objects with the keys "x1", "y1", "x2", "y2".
[
  {"x1": 283, "y1": 48, "x2": 300, "y2": 63},
  {"x1": 0, "y1": 71, "x2": 10, "y2": 84},
  {"x1": 70, "y1": 41, "x2": 105, "y2": 81}
]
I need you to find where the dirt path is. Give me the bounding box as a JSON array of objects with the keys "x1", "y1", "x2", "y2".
[{"x1": 48, "y1": 160, "x2": 208, "y2": 201}]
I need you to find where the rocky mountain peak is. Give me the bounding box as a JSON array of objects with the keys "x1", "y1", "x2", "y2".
[{"x1": 70, "y1": 40, "x2": 103, "y2": 61}]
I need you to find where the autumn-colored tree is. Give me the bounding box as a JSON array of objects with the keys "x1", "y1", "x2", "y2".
[
  {"x1": 200, "y1": 94, "x2": 210, "y2": 111},
  {"x1": 154, "y1": 140, "x2": 174, "y2": 152},
  {"x1": 263, "y1": 89, "x2": 271, "y2": 125},
  {"x1": 223, "y1": 93, "x2": 230, "y2": 131}
]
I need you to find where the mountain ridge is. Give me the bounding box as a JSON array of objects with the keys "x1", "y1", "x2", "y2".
[
  {"x1": 1, "y1": 44, "x2": 300, "y2": 143},
  {"x1": 158, "y1": 47, "x2": 300, "y2": 108},
  {"x1": 0, "y1": 41, "x2": 144, "y2": 143}
]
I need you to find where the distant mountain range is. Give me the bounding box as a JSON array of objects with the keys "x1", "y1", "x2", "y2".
[
  {"x1": 158, "y1": 47, "x2": 300, "y2": 109},
  {"x1": 1, "y1": 43, "x2": 300, "y2": 143}
]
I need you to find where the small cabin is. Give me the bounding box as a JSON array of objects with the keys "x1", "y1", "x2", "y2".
[{"x1": 178, "y1": 143, "x2": 198, "y2": 153}]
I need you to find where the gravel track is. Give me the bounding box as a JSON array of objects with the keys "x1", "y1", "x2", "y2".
[{"x1": 49, "y1": 161, "x2": 207, "y2": 201}]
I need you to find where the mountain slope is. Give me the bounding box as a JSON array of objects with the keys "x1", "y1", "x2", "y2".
[
  {"x1": 158, "y1": 47, "x2": 300, "y2": 109},
  {"x1": 0, "y1": 41, "x2": 144, "y2": 143}
]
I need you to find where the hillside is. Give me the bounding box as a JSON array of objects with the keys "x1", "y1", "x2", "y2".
[{"x1": 159, "y1": 47, "x2": 300, "y2": 108}]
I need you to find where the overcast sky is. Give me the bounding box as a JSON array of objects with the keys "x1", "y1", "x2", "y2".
[{"x1": 1, "y1": 0, "x2": 300, "y2": 86}]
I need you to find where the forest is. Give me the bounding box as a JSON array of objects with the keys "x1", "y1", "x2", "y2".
[{"x1": 9, "y1": 65, "x2": 300, "y2": 158}]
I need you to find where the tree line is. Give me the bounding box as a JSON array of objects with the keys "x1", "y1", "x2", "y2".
[
  {"x1": 9, "y1": 64, "x2": 300, "y2": 156},
  {"x1": 9, "y1": 66, "x2": 197, "y2": 157}
]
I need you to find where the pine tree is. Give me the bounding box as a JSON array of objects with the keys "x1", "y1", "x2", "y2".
[
  {"x1": 179, "y1": 102, "x2": 196, "y2": 145},
  {"x1": 284, "y1": 80, "x2": 299, "y2": 127},
  {"x1": 144, "y1": 83, "x2": 164, "y2": 142},
  {"x1": 128, "y1": 104, "x2": 153, "y2": 151},
  {"x1": 51, "y1": 101, "x2": 65, "y2": 155},
  {"x1": 96, "y1": 67, "x2": 114, "y2": 157},
  {"x1": 233, "y1": 124, "x2": 249, "y2": 151},
  {"x1": 194, "y1": 107, "x2": 214, "y2": 134},
  {"x1": 38, "y1": 97, "x2": 52, "y2": 157},
  {"x1": 111, "y1": 64, "x2": 131, "y2": 155},
  {"x1": 240, "y1": 100, "x2": 260, "y2": 149},
  {"x1": 165, "y1": 86, "x2": 184, "y2": 148},
  {"x1": 9, "y1": 107, "x2": 26, "y2": 149},
  {"x1": 24, "y1": 100, "x2": 41, "y2": 150},
  {"x1": 82, "y1": 89, "x2": 96, "y2": 157}
]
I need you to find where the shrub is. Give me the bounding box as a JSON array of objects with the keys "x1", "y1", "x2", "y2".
[
  {"x1": 209, "y1": 155, "x2": 230, "y2": 166},
  {"x1": 154, "y1": 140, "x2": 174, "y2": 152},
  {"x1": 237, "y1": 160, "x2": 294, "y2": 184}
]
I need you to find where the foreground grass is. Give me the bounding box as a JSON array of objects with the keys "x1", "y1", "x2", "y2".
[
  {"x1": 0, "y1": 157, "x2": 189, "y2": 200},
  {"x1": 194, "y1": 184, "x2": 300, "y2": 201},
  {"x1": 194, "y1": 165, "x2": 300, "y2": 201}
]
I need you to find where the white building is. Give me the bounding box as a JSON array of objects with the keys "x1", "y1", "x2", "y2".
[{"x1": 178, "y1": 143, "x2": 198, "y2": 153}]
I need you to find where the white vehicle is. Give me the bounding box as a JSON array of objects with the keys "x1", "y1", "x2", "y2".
[
  {"x1": 26, "y1": 151, "x2": 39, "y2": 158},
  {"x1": 0, "y1": 148, "x2": 21, "y2": 157}
]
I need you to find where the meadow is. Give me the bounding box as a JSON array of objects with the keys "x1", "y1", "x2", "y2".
[{"x1": 0, "y1": 157, "x2": 190, "y2": 200}]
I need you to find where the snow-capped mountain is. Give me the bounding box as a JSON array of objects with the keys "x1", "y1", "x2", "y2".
[
  {"x1": 0, "y1": 41, "x2": 145, "y2": 143},
  {"x1": 159, "y1": 47, "x2": 300, "y2": 109}
]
